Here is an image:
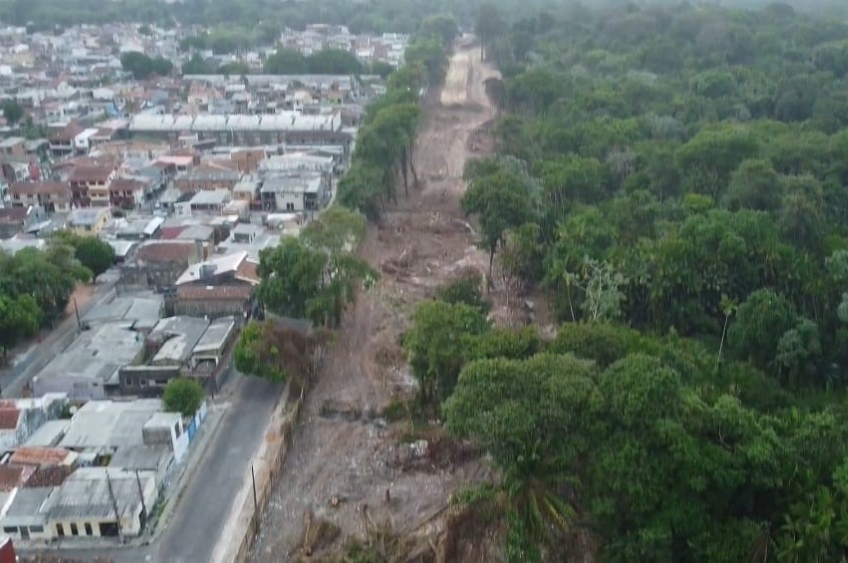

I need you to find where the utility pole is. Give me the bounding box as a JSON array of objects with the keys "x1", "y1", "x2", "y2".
[
  {"x1": 73, "y1": 297, "x2": 81, "y2": 329},
  {"x1": 105, "y1": 471, "x2": 123, "y2": 538},
  {"x1": 251, "y1": 463, "x2": 259, "y2": 531},
  {"x1": 134, "y1": 470, "x2": 148, "y2": 524}
]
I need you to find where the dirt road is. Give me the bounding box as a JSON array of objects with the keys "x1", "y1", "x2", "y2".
[{"x1": 250, "y1": 42, "x2": 500, "y2": 561}]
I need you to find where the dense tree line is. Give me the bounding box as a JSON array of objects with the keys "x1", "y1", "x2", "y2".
[
  {"x1": 263, "y1": 48, "x2": 364, "y2": 75},
  {"x1": 0, "y1": 239, "x2": 96, "y2": 362},
  {"x1": 234, "y1": 16, "x2": 459, "y2": 384},
  {"x1": 120, "y1": 52, "x2": 173, "y2": 80},
  {"x1": 395, "y1": 2, "x2": 848, "y2": 560},
  {"x1": 337, "y1": 17, "x2": 457, "y2": 217}
]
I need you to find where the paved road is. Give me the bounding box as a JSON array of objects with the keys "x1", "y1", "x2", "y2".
[{"x1": 19, "y1": 373, "x2": 284, "y2": 563}]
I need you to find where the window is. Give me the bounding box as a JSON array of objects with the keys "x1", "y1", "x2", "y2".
[
  {"x1": 30, "y1": 525, "x2": 44, "y2": 533},
  {"x1": 70, "y1": 523, "x2": 79, "y2": 536},
  {"x1": 84, "y1": 523, "x2": 93, "y2": 536},
  {"x1": 140, "y1": 379, "x2": 148, "y2": 387},
  {"x1": 56, "y1": 523, "x2": 65, "y2": 537},
  {"x1": 2, "y1": 526, "x2": 16, "y2": 534},
  {"x1": 286, "y1": 202, "x2": 295, "y2": 211}
]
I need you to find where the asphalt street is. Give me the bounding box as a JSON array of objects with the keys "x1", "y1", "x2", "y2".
[{"x1": 18, "y1": 372, "x2": 284, "y2": 563}]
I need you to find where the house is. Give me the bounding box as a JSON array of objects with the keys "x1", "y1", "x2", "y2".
[
  {"x1": 49, "y1": 123, "x2": 85, "y2": 158},
  {"x1": 0, "y1": 468, "x2": 156, "y2": 540},
  {"x1": 0, "y1": 395, "x2": 69, "y2": 453},
  {"x1": 185, "y1": 189, "x2": 231, "y2": 216},
  {"x1": 190, "y1": 316, "x2": 237, "y2": 370},
  {"x1": 173, "y1": 164, "x2": 242, "y2": 194},
  {"x1": 69, "y1": 164, "x2": 115, "y2": 207},
  {"x1": 66, "y1": 207, "x2": 111, "y2": 236},
  {"x1": 8, "y1": 182, "x2": 71, "y2": 212},
  {"x1": 0, "y1": 137, "x2": 26, "y2": 157},
  {"x1": 119, "y1": 240, "x2": 203, "y2": 291},
  {"x1": 173, "y1": 251, "x2": 260, "y2": 319},
  {"x1": 232, "y1": 177, "x2": 261, "y2": 203},
  {"x1": 147, "y1": 316, "x2": 210, "y2": 368},
  {"x1": 108, "y1": 178, "x2": 149, "y2": 209},
  {"x1": 260, "y1": 171, "x2": 328, "y2": 212},
  {"x1": 0, "y1": 206, "x2": 48, "y2": 239},
  {"x1": 231, "y1": 148, "x2": 266, "y2": 173},
  {"x1": 30, "y1": 323, "x2": 145, "y2": 400}
]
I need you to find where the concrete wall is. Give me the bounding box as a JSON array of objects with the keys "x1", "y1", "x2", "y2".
[{"x1": 222, "y1": 387, "x2": 302, "y2": 563}]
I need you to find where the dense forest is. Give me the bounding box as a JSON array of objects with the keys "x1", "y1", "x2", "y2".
[{"x1": 395, "y1": 1, "x2": 848, "y2": 562}]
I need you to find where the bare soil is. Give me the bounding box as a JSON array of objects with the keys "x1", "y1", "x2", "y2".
[{"x1": 250, "y1": 42, "x2": 504, "y2": 562}]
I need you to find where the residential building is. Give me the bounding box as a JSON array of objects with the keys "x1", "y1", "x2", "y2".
[
  {"x1": 0, "y1": 206, "x2": 48, "y2": 239},
  {"x1": 259, "y1": 171, "x2": 328, "y2": 212},
  {"x1": 172, "y1": 251, "x2": 260, "y2": 319},
  {"x1": 66, "y1": 207, "x2": 111, "y2": 236},
  {"x1": 173, "y1": 164, "x2": 241, "y2": 194},
  {"x1": 184, "y1": 189, "x2": 231, "y2": 216},
  {"x1": 148, "y1": 316, "x2": 210, "y2": 368},
  {"x1": 190, "y1": 316, "x2": 237, "y2": 370},
  {"x1": 49, "y1": 123, "x2": 84, "y2": 158},
  {"x1": 69, "y1": 164, "x2": 115, "y2": 207},
  {"x1": 108, "y1": 178, "x2": 150, "y2": 208},
  {"x1": 30, "y1": 323, "x2": 145, "y2": 400},
  {"x1": 0, "y1": 395, "x2": 69, "y2": 453},
  {"x1": 0, "y1": 137, "x2": 26, "y2": 157},
  {"x1": 8, "y1": 182, "x2": 71, "y2": 212},
  {"x1": 119, "y1": 240, "x2": 202, "y2": 291}
]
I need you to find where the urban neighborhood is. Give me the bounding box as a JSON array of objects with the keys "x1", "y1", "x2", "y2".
[{"x1": 0, "y1": 15, "x2": 414, "y2": 562}]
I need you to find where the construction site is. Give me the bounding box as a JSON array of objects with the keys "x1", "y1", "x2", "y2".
[{"x1": 248, "y1": 40, "x2": 513, "y2": 562}]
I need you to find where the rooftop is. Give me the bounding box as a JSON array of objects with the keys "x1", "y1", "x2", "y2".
[
  {"x1": 149, "y1": 316, "x2": 210, "y2": 365},
  {"x1": 134, "y1": 240, "x2": 197, "y2": 264},
  {"x1": 23, "y1": 420, "x2": 71, "y2": 448},
  {"x1": 188, "y1": 189, "x2": 230, "y2": 207},
  {"x1": 174, "y1": 251, "x2": 253, "y2": 285},
  {"x1": 67, "y1": 207, "x2": 108, "y2": 227},
  {"x1": 81, "y1": 292, "x2": 163, "y2": 330},
  {"x1": 59, "y1": 399, "x2": 163, "y2": 451},
  {"x1": 177, "y1": 285, "x2": 254, "y2": 302},
  {"x1": 46, "y1": 467, "x2": 154, "y2": 521},
  {"x1": 9, "y1": 181, "x2": 69, "y2": 197},
  {"x1": 9, "y1": 447, "x2": 76, "y2": 467},
  {"x1": 129, "y1": 112, "x2": 340, "y2": 133},
  {"x1": 192, "y1": 316, "x2": 236, "y2": 354},
  {"x1": 32, "y1": 323, "x2": 144, "y2": 392}
]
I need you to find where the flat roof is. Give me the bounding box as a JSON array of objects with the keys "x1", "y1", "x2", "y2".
[
  {"x1": 129, "y1": 112, "x2": 340, "y2": 133},
  {"x1": 193, "y1": 316, "x2": 236, "y2": 354},
  {"x1": 150, "y1": 316, "x2": 210, "y2": 364},
  {"x1": 23, "y1": 420, "x2": 71, "y2": 448},
  {"x1": 67, "y1": 207, "x2": 108, "y2": 226},
  {"x1": 59, "y1": 399, "x2": 163, "y2": 450},
  {"x1": 82, "y1": 293, "x2": 163, "y2": 327},
  {"x1": 33, "y1": 323, "x2": 144, "y2": 390},
  {"x1": 189, "y1": 189, "x2": 230, "y2": 206},
  {"x1": 46, "y1": 468, "x2": 155, "y2": 521},
  {"x1": 4, "y1": 487, "x2": 52, "y2": 519}
]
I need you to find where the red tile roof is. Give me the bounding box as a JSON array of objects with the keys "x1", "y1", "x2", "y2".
[
  {"x1": 177, "y1": 284, "x2": 254, "y2": 301},
  {"x1": 0, "y1": 409, "x2": 21, "y2": 430},
  {"x1": 24, "y1": 465, "x2": 73, "y2": 488},
  {"x1": 69, "y1": 165, "x2": 114, "y2": 183},
  {"x1": 235, "y1": 259, "x2": 260, "y2": 285},
  {"x1": 10, "y1": 447, "x2": 73, "y2": 467},
  {"x1": 0, "y1": 465, "x2": 24, "y2": 492},
  {"x1": 9, "y1": 181, "x2": 70, "y2": 197},
  {"x1": 159, "y1": 226, "x2": 187, "y2": 240},
  {"x1": 135, "y1": 241, "x2": 196, "y2": 263},
  {"x1": 0, "y1": 207, "x2": 28, "y2": 225}
]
